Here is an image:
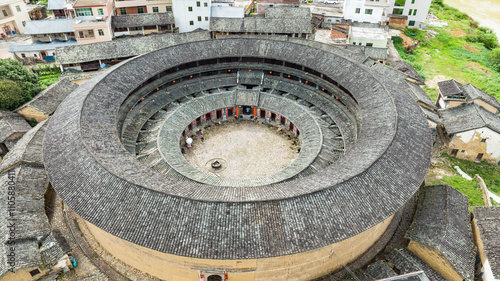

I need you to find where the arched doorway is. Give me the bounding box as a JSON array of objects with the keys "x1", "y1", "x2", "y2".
[{"x1": 207, "y1": 275, "x2": 222, "y2": 281}]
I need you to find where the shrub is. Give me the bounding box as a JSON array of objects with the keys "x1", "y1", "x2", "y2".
[
  {"x1": 0, "y1": 79, "x2": 28, "y2": 110},
  {"x1": 29, "y1": 118, "x2": 38, "y2": 127},
  {"x1": 433, "y1": 0, "x2": 444, "y2": 6},
  {"x1": 489, "y1": 48, "x2": 500, "y2": 71},
  {"x1": 392, "y1": 36, "x2": 404, "y2": 45},
  {"x1": 0, "y1": 59, "x2": 41, "y2": 98}
]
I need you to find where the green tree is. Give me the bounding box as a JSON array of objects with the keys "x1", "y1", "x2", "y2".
[
  {"x1": 477, "y1": 27, "x2": 499, "y2": 50},
  {"x1": 0, "y1": 79, "x2": 28, "y2": 110},
  {"x1": 0, "y1": 59, "x2": 41, "y2": 98},
  {"x1": 489, "y1": 48, "x2": 500, "y2": 72}
]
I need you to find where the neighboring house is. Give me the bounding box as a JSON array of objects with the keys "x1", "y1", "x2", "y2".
[
  {"x1": 436, "y1": 79, "x2": 500, "y2": 114},
  {"x1": 343, "y1": 0, "x2": 389, "y2": 24},
  {"x1": 115, "y1": 0, "x2": 147, "y2": 15},
  {"x1": 386, "y1": 0, "x2": 431, "y2": 28},
  {"x1": 9, "y1": 18, "x2": 77, "y2": 63},
  {"x1": 73, "y1": 0, "x2": 113, "y2": 44},
  {"x1": 111, "y1": 12, "x2": 176, "y2": 37},
  {"x1": 172, "y1": 0, "x2": 212, "y2": 33},
  {"x1": 439, "y1": 103, "x2": 500, "y2": 164},
  {"x1": 146, "y1": 0, "x2": 172, "y2": 15},
  {"x1": 472, "y1": 207, "x2": 500, "y2": 281},
  {"x1": 310, "y1": 5, "x2": 343, "y2": 26},
  {"x1": 23, "y1": 18, "x2": 76, "y2": 43},
  {"x1": 0, "y1": 111, "x2": 31, "y2": 156},
  {"x1": 16, "y1": 79, "x2": 79, "y2": 122},
  {"x1": 47, "y1": 0, "x2": 75, "y2": 18},
  {"x1": 329, "y1": 24, "x2": 349, "y2": 45},
  {"x1": 387, "y1": 248, "x2": 447, "y2": 281},
  {"x1": 348, "y1": 25, "x2": 389, "y2": 48},
  {"x1": 27, "y1": 4, "x2": 48, "y2": 20},
  {"x1": 9, "y1": 39, "x2": 77, "y2": 64},
  {"x1": 390, "y1": 59, "x2": 424, "y2": 84},
  {"x1": 55, "y1": 31, "x2": 209, "y2": 73},
  {"x1": 0, "y1": 120, "x2": 71, "y2": 280},
  {"x1": 210, "y1": 6, "x2": 312, "y2": 39},
  {"x1": 256, "y1": 0, "x2": 299, "y2": 15},
  {"x1": 0, "y1": 0, "x2": 30, "y2": 34},
  {"x1": 405, "y1": 185, "x2": 476, "y2": 281},
  {"x1": 343, "y1": 0, "x2": 431, "y2": 27}
]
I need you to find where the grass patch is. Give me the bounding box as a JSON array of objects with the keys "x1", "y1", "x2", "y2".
[{"x1": 441, "y1": 154, "x2": 500, "y2": 196}]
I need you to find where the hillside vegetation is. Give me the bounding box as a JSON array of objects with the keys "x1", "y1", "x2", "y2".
[{"x1": 393, "y1": 0, "x2": 500, "y2": 102}]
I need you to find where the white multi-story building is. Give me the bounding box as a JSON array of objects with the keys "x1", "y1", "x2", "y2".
[
  {"x1": 172, "y1": 0, "x2": 211, "y2": 33},
  {"x1": 343, "y1": 0, "x2": 389, "y2": 24},
  {"x1": 386, "y1": 0, "x2": 431, "y2": 27},
  {"x1": 172, "y1": 0, "x2": 233, "y2": 33},
  {"x1": 344, "y1": 0, "x2": 431, "y2": 27},
  {"x1": 0, "y1": 0, "x2": 30, "y2": 34}
]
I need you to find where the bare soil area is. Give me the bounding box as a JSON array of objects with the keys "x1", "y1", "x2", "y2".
[
  {"x1": 467, "y1": 61, "x2": 493, "y2": 75},
  {"x1": 185, "y1": 121, "x2": 298, "y2": 179}
]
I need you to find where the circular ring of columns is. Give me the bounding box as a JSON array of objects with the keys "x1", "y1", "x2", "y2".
[{"x1": 156, "y1": 90, "x2": 322, "y2": 187}]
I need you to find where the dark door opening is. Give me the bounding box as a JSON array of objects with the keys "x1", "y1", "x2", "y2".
[
  {"x1": 271, "y1": 112, "x2": 276, "y2": 121},
  {"x1": 260, "y1": 109, "x2": 266, "y2": 118},
  {"x1": 196, "y1": 116, "x2": 202, "y2": 125},
  {"x1": 207, "y1": 275, "x2": 222, "y2": 281},
  {"x1": 227, "y1": 108, "x2": 233, "y2": 117},
  {"x1": 450, "y1": 149, "x2": 458, "y2": 157},
  {"x1": 289, "y1": 122, "x2": 294, "y2": 131},
  {"x1": 216, "y1": 109, "x2": 222, "y2": 119},
  {"x1": 475, "y1": 153, "x2": 484, "y2": 161},
  {"x1": 280, "y1": 116, "x2": 286, "y2": 125},
  {"x1": 242, "y1": 106, "x2": 252, "y2": 115},
  {"x1": 205, "y1": 113, "x2": 212, "y2": 120}
]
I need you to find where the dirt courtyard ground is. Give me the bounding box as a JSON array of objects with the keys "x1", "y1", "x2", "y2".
[{"x1": 185, "y1": 121, "x2": 298, "y2": 179}]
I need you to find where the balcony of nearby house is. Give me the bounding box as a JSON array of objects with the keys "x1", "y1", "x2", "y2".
[
  {"x1": 115, "y1": 0, "x2": 147, "y2": 8},
  {"x1": 364, "y1": 0, "x2": 390, "y2": 8},
  {"x1": 30, "y1": 33, "x2": 76, "y2": 42}
]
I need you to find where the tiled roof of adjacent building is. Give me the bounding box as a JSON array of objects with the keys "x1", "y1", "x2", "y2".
[
  {"x1": 111, "y1": 12, "x2": 174, "y2": 29},
  {"x1": 43, "y1": 38, "x2": 431, "y2": 260},
  {"x1": 9, "y1": 39, "x2": 77, "y2": 53},
  {"x1": 23, "y1": 18, "x2": 75, "y2": 35},
  {"x1": 439, "y1": 102, "x2": 500, "y2": 134},
  {"x1": 47, "y1": 0, "x2": 65, "y2": 10},
  {"x1": 387, "y1": 248, "x2": 447, "y2": 281},
  {"x1": 16, "y1": 79, "x2": 79, "y2": 116},
  {"x1": 210, "y1": 7, "x2": 312, "y2": 34},
  {"x1": 334, "y1": 260, "x2": 397, "y2": 281},
  {"x1": 472, "y1": 206, "x2": 500, "y2": 280},
  {"x1": 405, "y1": 185, "x2": 476, "y2": 280},
  {"x1": 0, "y1": 114, "x2": 31, "y2": 143},
  {"x1": 438, "y1": 79, "x2": 500, "y2": 110},
  {"x1": 55, "y1": 31, "x2": 210, "y2": 64},
  {"x1": 0, "y1": 120, "x2": 65, "y2": 275},
  {"x1": 391, "y1": 60, "x2": 425, "y2": 85}
]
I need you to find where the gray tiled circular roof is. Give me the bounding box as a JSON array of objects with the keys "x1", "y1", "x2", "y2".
[{"x1": 43, "y1": 39, "x2": 432, "y2": 259}]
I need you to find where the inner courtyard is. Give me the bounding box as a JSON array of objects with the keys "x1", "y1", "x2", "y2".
[{"x1": 184, "y1": 120, "x2": 299, "y2": 179}]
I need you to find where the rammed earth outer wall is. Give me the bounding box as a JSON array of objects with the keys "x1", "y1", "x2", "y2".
[{"x1": 84, "y1": 215, "x2": 395, "y2": 280}]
